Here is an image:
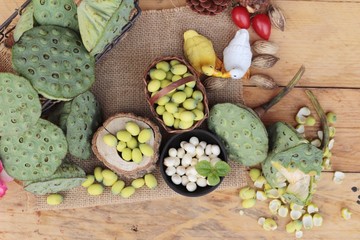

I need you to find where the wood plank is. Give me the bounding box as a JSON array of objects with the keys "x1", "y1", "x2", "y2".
[{"x1": 1, "y1": 172, "x2": 359, "y2": 239}]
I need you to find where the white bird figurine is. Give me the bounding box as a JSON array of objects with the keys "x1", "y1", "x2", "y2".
[{"x1": 223, "y1": 29, "x2": 252, "y2": 80}]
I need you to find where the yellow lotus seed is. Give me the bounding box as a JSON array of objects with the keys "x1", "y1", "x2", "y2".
[
  {"x1": 126, "y1": 137, "x2": 138, "y2": 149},
  {"x1": 183, "y1": 98, "x2": 197, "y2": 110},
  {"x1": 94, "y1": 167, "x2": 103, "y2": 182},
  {"x1": 156, "y1": 105, "x2": 166, "y2": 115},
  {"x1": 172, "y1": 75, "x2": 182, "y2": 82},
  {"x1": 192, "y1": 90, "x2": 203, "y2": 101},
  {"x1": 125, "y1": 121, "x2": 140, "y2": 136},
  {"x1": 185, "y1": 80, "x2": 196, "y2": 88},
  {"x1": 160, "y1": 80, "x2": 172, "y2": 89},
  {"x1": 163, "y1": 111, "x2": 175, "y2": 127},
  {"x1": 131, "y1": 178, "x2": 145, "y2": 188},
  {"x1": 150, "y1": 69, "x2": 166, "y2": 80},
  {"x1": 171, "y1": 91, "x2": 187, "y2": 104},
  {"x1": 139, "y1": 143, "x2": 154, "y2": 157},
  {"x1": 249, "y1": 168, "x2": 261, "y2": 182},
  {"x1": 241, "y1": 199, "x2": 256, "y2": 209},
  {"x1": 120, "y1": 186, "x2": 136, "y2": 198},
  {"x1": 102, "y1": 169, "x2": 118, "y2": 181},
  {"x1": 165, "y1": 102, "x2": 178, "y2": 114},
  {"x1": 47, "y1": 194, "x2": 63, "y2": 205},
  {"x1": 180, "y1": 111, "x2": 195, "y2": 122},
  {"x1": 121, "y1": 148, "x2": 132, "y2": 161},
  {"x1": 156, "y1": 61, "x2": 170, "y2": 72},
  {"x1": 173, "y1": 112, "x2": 181, "y2": 119},
  {"x1": 183, "y1": 87, "x2": 194, "y2": 98},
  {"x1": 147, "y1": 79, "x2": 161, "y2": 92},
  {"x1": 157, "y1": 96, "x2": 170, "y2": 106},
  {"x1": 132, "y1": 148, "x2": 143, "y2": 163},
  {"x1": 87, "y1": 183, "x2": 104, "y2": 196},
  {"x1": 305, "y1": 116, "x2": 316, "y2": 126},
  {"x1": 341, "y1": 208, "x2": 352, "y2": 220},
  {"x1": 138, "y1": 128, "x2": 152, "y2": 143},
  {"x1": 326, "y1": 112, "x2": 337, "y2": 124},
  {"x1": 103, "y1": 177, "x2": 117, "y2": 187},
  {"x1": 111, "y1": 180, "x2": 125, "y2": 195},
  {"x1": 179, "y1": 120, "x2": 194, "y2": 130},
  {"x1": 103, "y1": 134, "x2": 118, "y2": 147},
  {"x1": 239, "y1": 186, "x2": 256, "y2": 200},
  {"x1": 116, "y1": 141, "x2": 127, "y2": 152},
  {"x1": 81, "y1": 175, "x2": 95, "y2": 188},
  {"x1": 144, "y1": 174, "x2": 157, "y2": 189},
  {"x1": 174, "y1": 119, "x2": 180, "y2": 129},
  {"x1": 196, "y1": 102, "x2": 204, "y2": 111},
  {"x1": 170, "y1": 60, "x2": 180, "y2": 66},
  {"x1": 183, "y1": 72, "x2": 193, "y2": 78},
  {"x1": 116, "y1": 130, "x2": 132, "y2": 142},
  {"x1": 263, "y1": 218, "x2": 277, "y2": 231},
  {"x1": 171, "y1": 64, "x2": 188, "y2": 75},
  {"x1": 166, "y1": 71, "x2": 174, "y2": 80},
  {"x1": 192, "y1": 109, "x2": 204, "y2": 121}
]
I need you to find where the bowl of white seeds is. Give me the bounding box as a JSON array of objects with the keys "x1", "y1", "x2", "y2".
[{"x1": 159, "y1": 129, "x2": 228, "y2": 197}]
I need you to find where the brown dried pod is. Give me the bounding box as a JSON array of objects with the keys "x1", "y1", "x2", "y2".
[
  {"x1": 251, "y1": 54, "x2": 279, "y2": 69},
  {"x1": 203, "y1": 77, "x2": 230, "y2": 91},
  {"x1": 238, "y1": 0, "x2": 270, "y2": 13},
  {"x1": 268, "y1": 4, "x2": 286, "y2": 31},
  {"x1": 252, "y1": 40, "x2": 279, "y2": 55},
  {"x1": 187, "y1": 0, "x2": 230, "y2": 15},
  {"x1": 249, "y1": 74, "x2": 278, "y2": 89}
]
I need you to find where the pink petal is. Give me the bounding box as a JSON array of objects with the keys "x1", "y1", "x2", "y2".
[
  {"x1": 0, "y1": 170, "x2": 13, "y2": 182},
  {"x1": 0, "y1": 161, "x2": 3, "y2": 172},
  {"x1": 0, "y1": 180, "x2": 7, "y2": 197}
]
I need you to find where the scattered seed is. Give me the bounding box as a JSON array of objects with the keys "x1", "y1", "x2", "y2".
[
  {"x1": 351, "y1": 186, "x2": 358, "y2": 192},
  {"x1": 357, "y1": 200, "x2": 360, "y2": 205}
]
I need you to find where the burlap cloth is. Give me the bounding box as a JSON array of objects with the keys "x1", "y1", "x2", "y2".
[{"x1": 1, "y1": 6, "x2": 247, "y2": 211}]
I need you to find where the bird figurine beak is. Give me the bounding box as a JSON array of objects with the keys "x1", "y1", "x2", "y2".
[{"x1": 221, "y1": 71, "x2": 231, "y2": 78}]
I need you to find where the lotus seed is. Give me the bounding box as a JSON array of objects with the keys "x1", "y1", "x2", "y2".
[
  {"x1": 81, "y1": 175, "x2": 95, "y2": 188},
  {"x1": 120, "y1": 186, "x2": 136, "y2": 198},
  {"x1": 186, "y1": 182, "x2": 197, "y2": 192},
  {"x1": 168, "y1": 148, "x2": 177, "y2": 157},
  {"x1": 165, "y1": 166, "x2": 176, "y2": 176},
  {"x1": 87, "y1": 183, "x2": 104, "y2": 196},
  {"x1": 94, "y1": 167, "x2": 103, "y2": 182},
  {"x1": 111, "y1": 180, "x2": 125, "y2": 195},
  {"x1": 103, "y1": 134, "x2": 117, "y2": 147},
  {"x1": 47, "y1": 194, "x2": 63, "y2": 205},
  {"x1": 181, "y1": 175, "x2": 189, "y2": 186},
  {"x1": 131, "y1": 178, "x2": 145, "y2": 189},
  {"x1": 171, "y1": 174, "x2": 182, "y2": 185},
  {"x1": 125, "y1": 121, "x2": 140, "y2": 136},
  {"x1": 144, "y1": 174, "x2": 157, "y2": 189}
]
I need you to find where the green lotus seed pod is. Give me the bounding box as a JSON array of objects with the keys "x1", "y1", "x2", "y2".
[
  {"x1": 241, "y1": 199, "x2": 256, "y2": 208},
  {"x1": 147, "y1": 79, "x2": 161, "y2": 92},
  {"x1": 131, "y1": 178, "x2": 145, "y2": 188},
  {"x1": 192, "y1": 90, "x2": 203, "y2": 101},
  {"x1": 47, "y1": 194, "x2": 63, "y2": 206},
  {"x1": 160, "y1": 80, "x2": 171, "y2": 89},
  {"x1": 103, "y1": 177, "x2": 118, "y2": 187},
  {"x1": 179, "y1": 120, "x2": 194, "y2": 130},
  {"x1": 144, "y1": 174, "x2": 158, "y2": 189},
  {"x1": 150, "y1": 69, "x2": 166, "y2": 80},
  {"x1": 82, "y1": 175, "x2": 95, "y2": 188},
  {"x1": 132, "y1": 148, "x2": 143, "y2": 163},
  {"x1": 125, "y1": 121, "x2": 141, "y2": 136},
  {"x1": 111, "y1": 180, "x2": 125, "y2": 195},
  {"x1": 183, "y1": 98, "x2": 198, "y2": 110},
  {"x1": 87, "y1": 183, "x2": 104, "y2": 196},
  {"x1": 127, "y1": 137, "x2": 138, "y2": 149},
  {"x1": 170, "y1": 60, "x2": 180, "y2": 66},
  {"x1": 196, "y1": 102, "x2": 204, "y2": 111},
  {"x1": 172, "y1": 92, "x2": 187, "y2": 104},
  {"x1": 171, "y1": 64, "x2": 188, "y2": 75},
  {"x1": 165, "y1": 102, "x2": 179, "y2": 114},
  {"x1": 192, "y1": 109, "x2": 204, "y2": 121},
  {"x1": 249, "y1": 169, "x2": 261, "y2": 182},
  {"x1": 102, "y1": 169, "x2": 118, "y2": 181},
  {"x1": 326, "y1": 112, "x2": 337, "y2": 124},
  {"x1": 156, "y1": 96, "x2": 170, "y2": 106},
  {"x1": 120, "y1": 186, "x2": 136, "y2": 198},
  {"x1": 183, "y1": 87, "x2": 194, "y2": 98},
  {"x1": 156, "y1": 105, "x2": 166, "y2": 115},
  {"x1": 103, "y1": 134, "x2": 118, "y2": 147},
  {"x1": 166, "y1": 71, "x2": 174, "y2": 80},
  {"x1": 116, "y1": 141, "x2": 127, "y2": 152},
  {"x1": 94, "y1": 167, "x2": 103, "y2": 182},
  {"x1": 163, "y1": 111, "x2": 175, "y2": 127},
  {"x1": 180, "y1": 111, "x2": 195, "y2": 122},
  {"x1": 139, "y1": 143, "x2": 154, "y2": 157},
  {"x1": 121, "y1": 148, "x2": 132, "y2": 161},
  {"x1": 138, "y1": 128, "x2": 152, "y2": 143},
  {"x1": 116, "y1": 130, "x2": 132, "y2": 142},
  {"x1": 174, "y1": 119, "x2": 180, "y2": 129},
  {"x1": 156, "y1": 61, "x2": 170, "y2": 72}
]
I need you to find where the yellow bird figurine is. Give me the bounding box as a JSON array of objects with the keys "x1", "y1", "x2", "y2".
[{"x1": 183, "y1": 30, "x2": 226, "y2": 78}]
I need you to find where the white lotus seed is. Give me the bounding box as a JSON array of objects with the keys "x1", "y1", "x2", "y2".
[
  {"x1": 181, "y1": 175, "x2": 189, "y2": 186},
  {"x1": 191, "y1": 158, "x2": 198, "y2": 166},
  {"x1": 164, "y1": 157, "x2": 176, "y2": 167},
  {"x1": 186, "y1": 182, "x2": 197, "y2": 192},
  {"x1": 171, "y1": 174, "x2": 182, "y2": 185},
  {"x1": 168, "y1": 148, "x2": 177, "y2": 157},
  {"x1": 199, "y1": 141, "x2": 207, "y2": 149},
  {"x1": 180, "y1": 141, "x2": 187, "y2": 149},
  {"x1": 176, "y1": 166, "x2": 186, "y2": 176},
  {"x1": 211, "y1": 144, "x2": 221, "y2": 156},
  {"x1": 165, "y1": 166, "x2": 176, "y2": 176},
  {"x1": 173, "y1": 157, "x2": 181, "y2": 167},
  {"x1": 198, "y1": 156, "x2": 210, "y2": 162},
  {"x1": 208, "y1": 154, "x2": 218, "y2": 159},
  {"x1": 205, "y1": 144, "x2": 212, "y2": 155},
  {"x1": 181, "y1": 154, "x2": 192, "y2": 167},
  {"x1": 177, "y1": 148, "x2": 185, "y2": 158},
  {"x1": 189, "y1": 136, "x2": 199, "y2": 146},
  {"x1": 186, "y1": 166, "x2": 197, "y2": 176},
  {"x1": 184, "y1": 143, "x2": 196, "y2": 154},
  {"x1": 210, "y1": 158, "x2": 221, "y2": 166},
  {"x1": 195, "y1": 145, "x2": 205, "y2": 157},
  {"x1": 188, "y1": 174, "x2": 198, "y2": 182},
  {"x1": 196, "y1": 178, "x2": 207, "y2": 187}
]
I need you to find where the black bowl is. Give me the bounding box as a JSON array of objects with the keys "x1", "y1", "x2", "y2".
[{"x1": 159, "y1": 129, "x2": 228, "y2": 197}]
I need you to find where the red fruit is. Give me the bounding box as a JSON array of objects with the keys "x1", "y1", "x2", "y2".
[
  {"x1": 252, "y1": 14, "x2": 271, "y2": 40},
  {"x1": 231, "y1": 6, "x2": 251, "y2": 29}
]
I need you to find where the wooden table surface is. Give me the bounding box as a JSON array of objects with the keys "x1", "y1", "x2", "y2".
[{"x1": 1, "y1": 0, "x2": 359, "y2": 239}]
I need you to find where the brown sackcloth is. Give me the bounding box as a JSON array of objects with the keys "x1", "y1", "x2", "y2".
[{"x1": 1, "y1": 6, "x2": 247, "y2": 211}]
